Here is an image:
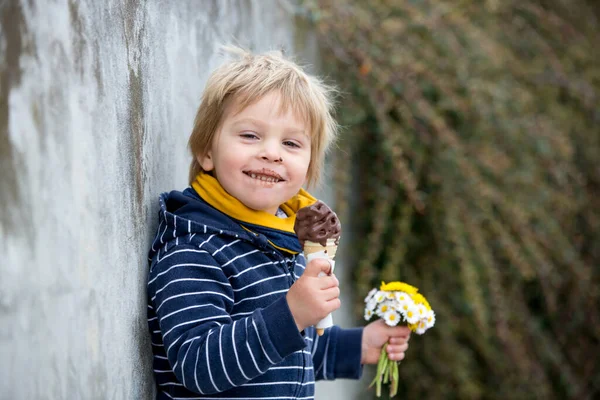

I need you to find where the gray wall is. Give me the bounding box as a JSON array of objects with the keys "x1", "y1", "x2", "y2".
[{"x1": 0, "y1": 0, "x2": 362, "y2": 398}]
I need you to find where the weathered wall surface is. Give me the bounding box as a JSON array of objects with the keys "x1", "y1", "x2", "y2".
[{"x1": 0, "y1": 0, "x2": 362, "y2": 398}]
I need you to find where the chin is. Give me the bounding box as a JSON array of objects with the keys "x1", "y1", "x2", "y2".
[
  {"x1": 255, "y1": 205, "x2": 279, "y2": 214},
  {"x1": 238, "y1": 199, "x2": 275, "y2": 213}
]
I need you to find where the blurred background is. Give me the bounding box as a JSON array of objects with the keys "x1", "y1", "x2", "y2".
[
  {"x1": 1, "y1": 0, "x2": 598, "y2": 399},
  {"x1": 305, "y1": 0, "x2": 600, "y2": 399}
]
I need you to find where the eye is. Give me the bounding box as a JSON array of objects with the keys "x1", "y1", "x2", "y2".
[
  {"x1": 283, "y1": 140, "x2": 301, "y2": 148},
  {"x1": 240, "y1": 132, "x2": 259, "y2": 140}
]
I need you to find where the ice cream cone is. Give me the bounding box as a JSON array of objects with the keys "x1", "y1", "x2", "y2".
[
  {"x1": 294, "y1": 201, "x2": 342, "y2": 338},
  {"x1": 304, "y1": 239, "x2": 338, "y2": 336}
]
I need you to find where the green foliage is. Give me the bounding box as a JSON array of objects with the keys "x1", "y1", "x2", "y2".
[{"x1": 303, "y1": 0, "x2": 600, "y2": 398}]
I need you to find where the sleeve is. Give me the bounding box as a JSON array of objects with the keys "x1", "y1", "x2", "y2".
[
  {"x1": 149, "y1": 244, "x2": 307, "y2": 394},
  {"x1": 311, "y1": 326, "x2": 364, "y2": 381}
]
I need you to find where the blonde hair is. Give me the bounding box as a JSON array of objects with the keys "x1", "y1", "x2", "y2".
[{"x1": 188, "y1": 46, "x2": 339, "y2": 187}]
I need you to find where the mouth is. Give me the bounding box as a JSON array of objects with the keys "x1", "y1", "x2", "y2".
[{"x1": 243, "y1": 169, "x2": 285, "y2": 184}]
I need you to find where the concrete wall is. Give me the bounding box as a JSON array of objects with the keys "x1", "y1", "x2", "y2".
[{"x1": 0, "y1": 0, "x2": 362, "y2": 398}]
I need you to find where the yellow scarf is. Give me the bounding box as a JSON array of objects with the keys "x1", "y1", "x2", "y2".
[{"x1": 191, "y1": 173, "x2": 317, "y2": 234}]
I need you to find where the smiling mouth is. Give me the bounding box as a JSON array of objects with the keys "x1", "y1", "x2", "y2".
[{"x1": 243, "y1": 169, "x2": 285, "y2": 183}]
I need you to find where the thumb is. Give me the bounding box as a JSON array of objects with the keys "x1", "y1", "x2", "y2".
[{"x1": 304, "y1": 258, "x2": 332, "y2": 276}]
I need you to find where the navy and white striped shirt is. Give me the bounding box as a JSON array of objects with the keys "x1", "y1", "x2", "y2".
[{"x1": 147, "y1": 188, "x2": 363, "y2": 399}]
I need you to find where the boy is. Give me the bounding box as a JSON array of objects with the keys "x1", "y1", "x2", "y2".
[{"x1": 147, "y1": 47, "x2": 410, "y2": 399}]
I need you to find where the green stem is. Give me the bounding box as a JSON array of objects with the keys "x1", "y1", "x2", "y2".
[
  {"x1": 384, "y1": 361, "x2": 390, "y2": 384},
  {"x1": 370, "y1": 344, "x2": 389, "y2": 397},
  {"x1": 391, "y1": 361, "x2": 400, "y2": 397}
]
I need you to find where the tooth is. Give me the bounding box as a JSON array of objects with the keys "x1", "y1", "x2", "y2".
[{"x1": 251, "y1": 173, "x2": 256, "y2": 178}]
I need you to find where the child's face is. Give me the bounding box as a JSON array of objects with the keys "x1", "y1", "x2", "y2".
[{"x1": 199, "y1": 91, "x2": 311, "y2": 214}]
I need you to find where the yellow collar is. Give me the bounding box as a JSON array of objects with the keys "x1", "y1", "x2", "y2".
[{"x1": 191, "y1": 173, "x2": 317, "y2": 234}]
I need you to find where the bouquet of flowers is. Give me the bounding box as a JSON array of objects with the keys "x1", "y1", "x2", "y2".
[{"x1": 364, "y1": 281, "x2": 436, "y2": 397}]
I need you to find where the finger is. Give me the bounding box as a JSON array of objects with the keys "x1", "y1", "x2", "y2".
[
  {"x1": 389, "y1": 335, "x2": 410, "y2": 345},
  {"x1": 305, "y1": 258, "x2": 332, "y2": 276},
  {"x1": 388, "y1": 326, "x2": 411, "y2": 338},
  {"x1": 319, "y1": 275, "x2": 339, "y2": 289},
  {"x1": 387, "y1": 343, "x2": 409, "y2": 354},
  {"x1": 392, "y1": 325, "x2": 411, "y2": 335},
  {"x1": 330, "y1": 274, "x2": 340, "y2": 286},
  {"x1": 388, "y1": 352, "x2": 406, "y2": 361},
  {"x1": 322, "y1": 286, "x2": 340, "y2": 301},
  {"x1": 324, "y1": 298, "x2": 341, "y2": 313},
  {"x1": 387, "y1": 340, "x2": 409, "y2": 362}
]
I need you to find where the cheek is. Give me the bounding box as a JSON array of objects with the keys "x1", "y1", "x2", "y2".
[
  {"x1": 299, "y1": 154, "x2": 312, "y2": 175},
  {"x1": 216, "y1": 149, "x2": 243, "y2": 169},
  {"x1": 288, "y1": 156, "x2": 310, "y2": 179}
]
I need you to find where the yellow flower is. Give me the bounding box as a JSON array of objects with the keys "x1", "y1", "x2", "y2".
[
  {"x1": 380, "y1": 281, "x2": 419, "y2": 294},
  {"x1": 410, "y1": 292, "x2": 431, "y2": 310}
]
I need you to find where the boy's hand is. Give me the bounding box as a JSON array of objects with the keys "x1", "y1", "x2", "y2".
[
  {"x1": 361, "y1": 319, "x2": 411, "y2": 364},
  {"x1": 286, "y1": 259, "x2": 340, "y2": 332}
]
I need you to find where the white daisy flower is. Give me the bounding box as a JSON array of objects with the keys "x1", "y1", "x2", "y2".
[
  {"x1": 398, "y1": 293, "x2": 415, "y2": 309},
  {"x1": 415, "y1": 320, "x2": 428, "y2": 334},
  {"x1": 364, "y1": 308, "x2": 374, "y2": 321},
  {"x1": 404, "y1": 304, "x2": 420, "y2": 324},
  {"x1": 398, "y1": 299, "x2": 414, "y2": 317},
  {"x1": 364, "y1": 288, "x2": 378, "y2": 303},
  {"x1": 385, "y1": 291, "x2": 395, "y2": 300},
  {"x1": 417, "y1": 304, "x2": 428, "y2": 319},
  {"x1": 374, "y1": 291, "x2": 386, "y2": 304},
  {"x1": 376, "y1": 302, "x2": 393, "y2": 317},
  {"x1": 383, "y1": 310, "x2": 401, "y2": 326},
  {"x1": 366, "y1": 297, "x2": 378, "y2": 312},
  {"x1": 383, "y1": 299, "x2": 398, "y2": 311},
  {"x1": 395, "y1": 291, "x2": 410, "y2": 303},
  {"x1": 425, "y1": 310, "x2": 436, "y2": 328}
]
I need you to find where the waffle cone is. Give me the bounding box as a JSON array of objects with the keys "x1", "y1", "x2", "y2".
[{"x1": 303, "y1": 239, "x2": 338, "y2": 259}]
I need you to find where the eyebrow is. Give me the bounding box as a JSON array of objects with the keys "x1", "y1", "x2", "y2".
[{"x1": 232, "y1": 117, "x2": 308, "y2": 137}]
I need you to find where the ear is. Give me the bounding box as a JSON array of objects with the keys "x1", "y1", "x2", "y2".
[{"x1": 198, "y1": 151, "x2": 214, "y2": 172}]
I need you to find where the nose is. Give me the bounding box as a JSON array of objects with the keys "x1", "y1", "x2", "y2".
[{"x1": 259, "y1": 140, "x2": 283, "y2": 163}]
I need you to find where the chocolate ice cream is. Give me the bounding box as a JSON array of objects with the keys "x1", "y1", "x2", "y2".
[{"x1": 294, "y1": 200, "x2": 341, "y2": 247}]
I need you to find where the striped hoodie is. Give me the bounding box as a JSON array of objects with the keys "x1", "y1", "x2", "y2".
[{"x1": 147, "y1": 185, "x2": 363, "y2": 400}]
